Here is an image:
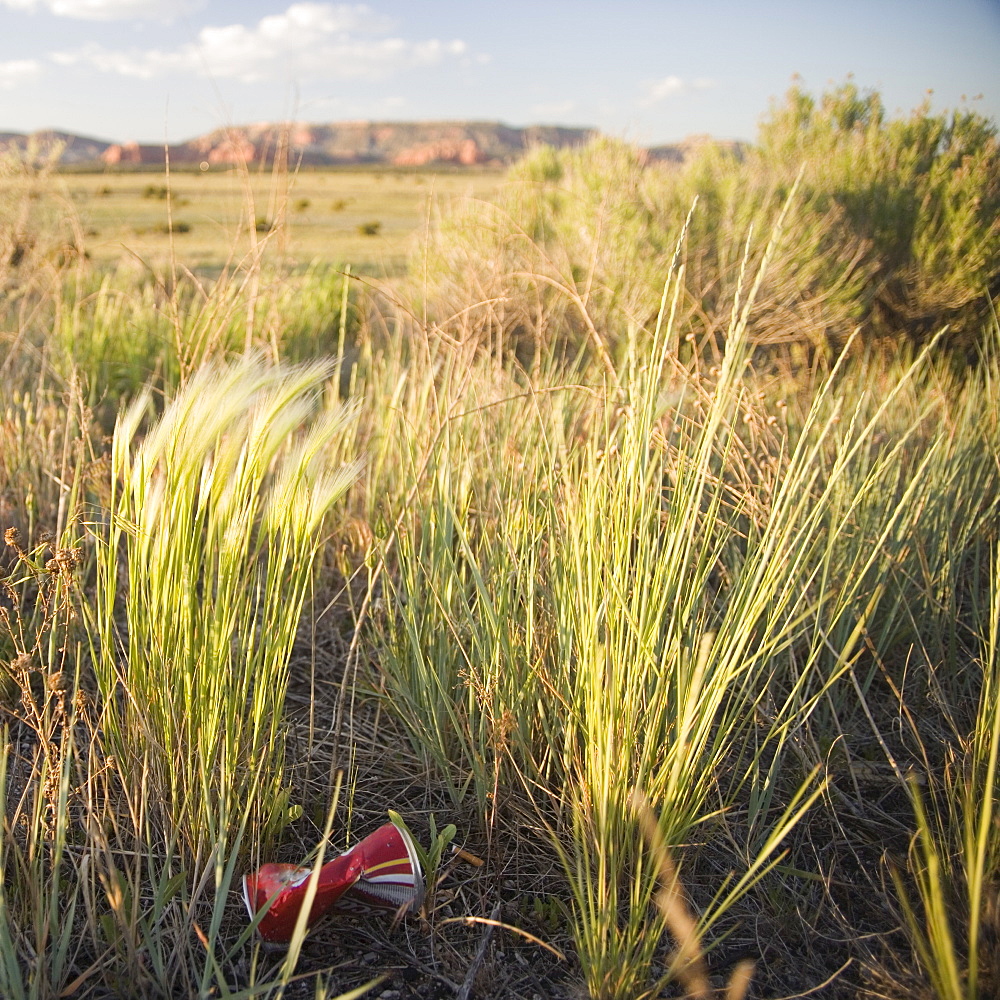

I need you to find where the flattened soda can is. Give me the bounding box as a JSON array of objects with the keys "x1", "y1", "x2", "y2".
[{"x1": 243, "y1": 821, "x2": 424, "y2": 943}]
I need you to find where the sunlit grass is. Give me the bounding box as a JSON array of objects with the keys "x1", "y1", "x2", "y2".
[{"x1": 92, "y1": 355, "x2": 360, "y2": 865}]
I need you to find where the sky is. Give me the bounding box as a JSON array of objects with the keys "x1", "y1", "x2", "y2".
[{"x1": 0, "y1": 0, "x2": 998, "y2": 145}]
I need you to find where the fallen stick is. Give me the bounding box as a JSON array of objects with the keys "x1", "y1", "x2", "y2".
[{"x1": 455, "y1": 901, "x2": 502, "y2": 1000}]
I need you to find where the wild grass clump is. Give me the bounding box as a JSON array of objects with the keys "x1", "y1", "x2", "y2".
[
  {"x1": 93, "y1": 355, "x2": 360, "y2": 864},
  {"x1": 886, "y1": 545, "x2": 1000, "y2": 1000},
  {"x1": 0, "y1": 515, "x2": 91, "y2": 999},
  {"x1": 371, "y1": 211, "x2": 1000, "y2": 996}
]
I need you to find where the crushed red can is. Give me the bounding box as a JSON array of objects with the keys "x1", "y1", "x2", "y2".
[{"x1": 243, "y1": 821, "x2": 424, "y2": 943}]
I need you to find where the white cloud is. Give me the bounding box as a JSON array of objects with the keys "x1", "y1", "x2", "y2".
[
  {"x1": 645, "y1": 75, "x2": 684, "y2": 103},
  {"x1": 1, "y1": 0, "x2": 196, "y2": 19},
  {"x1": 0, "y1": 58, "x2": 41, "y2": 87},
  {"x1": 53, "y1": 3, "x2": 468, "y2": 82},
  {"x1": 640, "y1": 75, "x2": 715, "y2": 106},
  {"x1": 531, "y1": 100, "x2": 577, "y2": 119}
]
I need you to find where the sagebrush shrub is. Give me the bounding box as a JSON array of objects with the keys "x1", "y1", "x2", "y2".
[{"x1": 414, "y1": 81, "x2": 999, "y2": 362}]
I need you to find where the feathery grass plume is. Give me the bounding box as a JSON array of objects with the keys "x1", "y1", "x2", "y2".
[{"x1": 93, "y1": 355, "x2": 360, "y2": 866}]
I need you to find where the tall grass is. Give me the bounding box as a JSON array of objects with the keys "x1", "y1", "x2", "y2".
[
  {"x1": 890, "y1": 542, "x2": 1000, "y2": 1000},
  {"x1": 371, "y1": 204, "x2": 1000, "y2": 995},
  {"x1": 93, "y1": 355, "x2": 360, "y2": 863},
  {"x1": 0, "y1": 519, "x2": 87, "y2": 999}
]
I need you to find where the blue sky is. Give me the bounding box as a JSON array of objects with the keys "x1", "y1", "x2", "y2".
[{"x1": 1, "y1": 0, "x2": 997, "y2": 144}]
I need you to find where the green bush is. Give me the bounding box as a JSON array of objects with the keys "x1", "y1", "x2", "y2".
[
  {"x1": 415, "y1": 82, "x2": 999, "y2": 361},
  {"x1": 752, "y1": 81, "x2": 1000, "y2": 348}
]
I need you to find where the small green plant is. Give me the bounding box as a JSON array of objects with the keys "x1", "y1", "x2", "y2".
[
  {"x1": 358, "y1": 220, "x2": 381, "y2": 236},
  {"x1": 294, "y1": 197, "x2": 311, "y2": 212},
  {"x1": 526, "y1": 895, "x2": 566, "y2": 932},
  {"x1": 387, "y1": 810, "x2": 457, "y2": 915}
]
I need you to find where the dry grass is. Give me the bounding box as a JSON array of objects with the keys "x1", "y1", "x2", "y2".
[{"x1": 4, "y1": 167, "x2": 501, "y2": 272}]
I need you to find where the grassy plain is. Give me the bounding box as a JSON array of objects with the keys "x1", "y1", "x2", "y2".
[{"x1": 25, "y1": 166, "x2": 501, "y2": 271}]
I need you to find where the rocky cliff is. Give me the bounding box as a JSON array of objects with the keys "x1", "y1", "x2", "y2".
[
  {"x1": 0, "y1": 122, "x2": 741, "y2": 169},
  {"x1": 0, "y1": 129, "x2": 113, "y2": 165},
  {"x1": 162, "y1": 121, "x2": 599, "y2": 167}
]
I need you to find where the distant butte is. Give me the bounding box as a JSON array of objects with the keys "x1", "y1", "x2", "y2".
[{"x1": 0, "y1": 122, "x2": 745, "y2": 169}]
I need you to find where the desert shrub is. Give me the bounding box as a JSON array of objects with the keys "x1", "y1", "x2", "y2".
[
  {"x1": 751, "y1": 81, "x2": 1000, "y2": 349},
  {"x1": 411, "y1": 137, "x2": 667, "y2": 367},
  {"x1": 414, "y1": 82, "x2": 999, "y2": 363}
]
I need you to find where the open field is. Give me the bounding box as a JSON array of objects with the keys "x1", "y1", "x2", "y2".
[
  {"x1": 2, "y1": 84, "x2": 1000, "y2": 1000},
  {"x1": 5, "y1": 165, "x2": 501, "y2": 272}
]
